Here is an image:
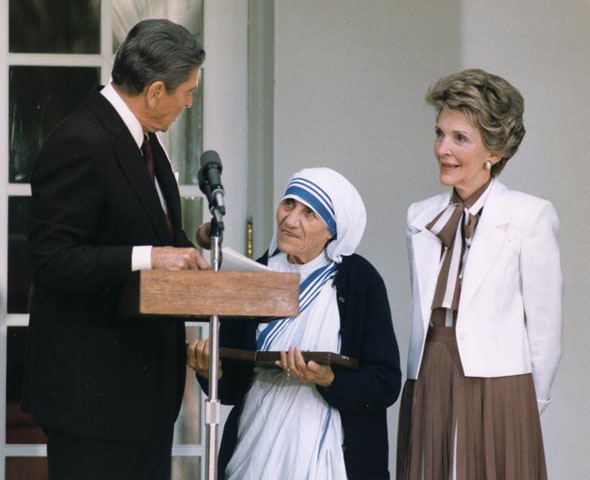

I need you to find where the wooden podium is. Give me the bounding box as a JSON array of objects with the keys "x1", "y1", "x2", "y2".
[
  {"x1": 120, "y1": 269, "x2": 299, "y2": 480},
  {"x1": 120, "y1": 270, "x2": 299, "y2": 318}
]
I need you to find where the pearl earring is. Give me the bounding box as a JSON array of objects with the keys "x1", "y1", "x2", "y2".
[{"x1": 484, "y1": 160, "x2": 492, "y2": 171}]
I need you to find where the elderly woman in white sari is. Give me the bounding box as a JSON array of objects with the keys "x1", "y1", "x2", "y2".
[{"x1": 188, "y1": 167, "x2": 401, "y2": 480}]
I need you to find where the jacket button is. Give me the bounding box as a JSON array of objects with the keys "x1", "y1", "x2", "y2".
[
  {"x1": 338, "y1": 296, "x2": 345, "y2": 303},
  {"x1": 459, "y1": 332, "x2": 466, "y2": 340}
]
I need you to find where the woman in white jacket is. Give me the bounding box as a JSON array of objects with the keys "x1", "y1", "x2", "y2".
[{"x1": 396, "y1": 69, "x2": 563, "y2": 480}]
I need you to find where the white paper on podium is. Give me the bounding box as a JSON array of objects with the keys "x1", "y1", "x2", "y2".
[{"x1": 218, "y1": 246, "x2": 272, "y2": 272}]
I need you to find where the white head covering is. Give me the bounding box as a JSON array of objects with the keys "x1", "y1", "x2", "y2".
[{"x1": 268, "y1": 167, "x2": 367, "y2": 264}]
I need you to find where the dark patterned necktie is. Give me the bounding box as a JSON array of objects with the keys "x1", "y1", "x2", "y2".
[
  {"x1": 141, "y1": 134, "x2": 155, "y2": 183},
  {"x1": 141, "y1": 134, "x2": 173, "y2": 237}
]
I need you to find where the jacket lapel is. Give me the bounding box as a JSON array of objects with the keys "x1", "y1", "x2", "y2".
[
  {"x1": 114, "y1": 135, "x2": 173, "y2": 244},
  {"x1": 84, "y1": 89, "x2": 173, "y2": 245},
  {"x1": 151, "y1": 135, "x2": 183, "y2": 241},
  {"x1": 412, "y1": 230, "x2": 442, "y2": 326},
  {"x1": 458, "y1": 180, "x2": 510, "y2": 310},
  {"x1": 409, "y1": 192, "x2": 451, "y2": 328}
]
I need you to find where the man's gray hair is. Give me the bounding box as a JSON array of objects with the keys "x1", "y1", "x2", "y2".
[{"x1": 112, "y1": 18, "x2": 205, "y2": 95}]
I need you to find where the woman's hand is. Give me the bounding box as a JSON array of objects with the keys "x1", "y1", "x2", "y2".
[
  {"x1": 186, "y1": 339, "x2": 222, "y2": 379},
  {"x1": 275, "y1": 346, "x2": 334, "y2": 387}
]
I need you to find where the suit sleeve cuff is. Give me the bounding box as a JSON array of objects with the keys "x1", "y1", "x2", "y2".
[{"x1": 131, "y1": 246, "x2": 153, "y2": 271}]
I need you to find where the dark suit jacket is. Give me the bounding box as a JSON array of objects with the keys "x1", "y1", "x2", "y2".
[
  {"x1": 22, "y1": 88, "x2": 193, "y2": 442},
  {"x1": 199, "y1": 253, "x2": 401, "y2": 480}
]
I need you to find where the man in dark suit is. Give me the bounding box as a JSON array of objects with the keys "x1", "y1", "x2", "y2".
[{"x1": 22, "y1": 19, "x2": 208, "y2": 480}]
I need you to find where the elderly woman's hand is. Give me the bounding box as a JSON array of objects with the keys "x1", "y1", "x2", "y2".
[
  {"x1": 276, "y1": 346, "x2": 335, "y2": 387},
  {"x1": 186, "y1": 339, "x2": 222, "y2": 379}
]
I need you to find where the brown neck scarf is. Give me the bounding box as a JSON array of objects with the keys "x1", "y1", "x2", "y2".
[{"x1": 426, "y1": 179, "x2": 492, "y2": 312}]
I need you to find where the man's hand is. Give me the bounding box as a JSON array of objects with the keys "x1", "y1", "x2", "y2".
[
  {"x1": 186, "y1": 339, "x2": 222, "y2": 379},
  {"x1": 152, "y1": 247, "x2": 209, "y2": 270}
]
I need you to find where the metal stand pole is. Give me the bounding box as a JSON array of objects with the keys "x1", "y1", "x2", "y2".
[{"x1": 206, "y1": 216, "x2": 223, "y2": 480}]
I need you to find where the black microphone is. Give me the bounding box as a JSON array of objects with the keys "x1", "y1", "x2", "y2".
[{"x1": 198, "y1": 150, "x2": 225, "y2": 215}]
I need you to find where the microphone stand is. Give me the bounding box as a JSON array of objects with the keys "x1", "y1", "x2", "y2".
[{"x1": 206, "y1": 212, "x2": 224, "y2": 480}]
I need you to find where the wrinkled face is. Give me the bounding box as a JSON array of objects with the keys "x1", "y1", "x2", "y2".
[
  {"x1": 149, "y1": 68, "x2": 200, "y2": 132},
  {"x1": 276, "y1": 198, "x2": 332, "y2": 265},
  {"x1": 434, "y1": 108, "x2": 500, "y2": 199}
]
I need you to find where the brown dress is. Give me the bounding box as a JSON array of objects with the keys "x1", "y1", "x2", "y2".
[{"x1": 397, "y1": 183, "x2": 547, "y2": 480}]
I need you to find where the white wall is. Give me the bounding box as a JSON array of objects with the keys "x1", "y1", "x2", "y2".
[
  {"x1": 273, "y1": 0, "x2": 463, "y2": 471},
  {"x1": 272, "y1": 0, "x2": 589, "y2": 477},
  {"x1": 461, "y1": 2, "x2": 590, "y2": 478},
  {"x1": 204, "y1": 0, "x2": 248, "y2": 252}
]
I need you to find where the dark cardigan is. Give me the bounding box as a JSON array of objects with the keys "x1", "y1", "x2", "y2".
[{"x1": 199, "y1": 253, "x2": 401, "y2": 480}]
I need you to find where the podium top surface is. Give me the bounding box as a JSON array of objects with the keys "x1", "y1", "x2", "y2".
[{"x1": 120, "y1": 270, "x2": 300, "y2": 319}]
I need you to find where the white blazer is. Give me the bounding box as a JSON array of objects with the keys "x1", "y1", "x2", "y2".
[{"x1": 406, "y1": 179, "x2": 563, "y2": 411}]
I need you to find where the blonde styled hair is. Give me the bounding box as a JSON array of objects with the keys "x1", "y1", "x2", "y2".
[{"x1": 426, "y1": 68, "x2": 525, "y2": 177}]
